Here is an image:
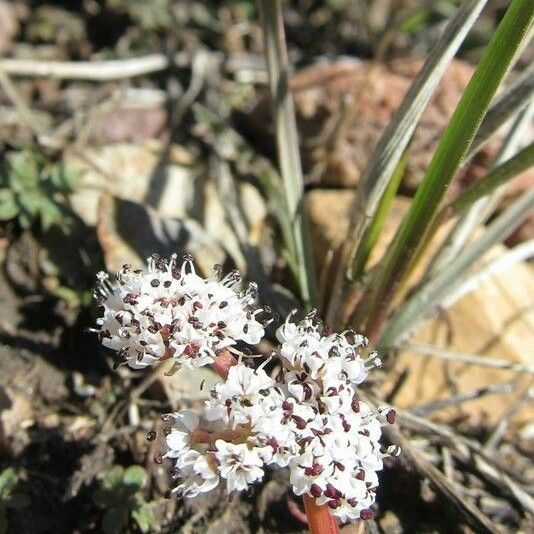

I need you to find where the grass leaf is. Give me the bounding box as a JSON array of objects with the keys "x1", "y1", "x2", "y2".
[
  {"x1": 330, "y1": 0, "x2": 488, "y2": 325},
  {"x1": 350, "y1": 0, "x2": 489, "y2": 239},
  {"x1": 449, "y1": 142, "x2": 534, "y2": 215},
  {"x1": 427, "y1": 100, "x2": 533, "y2": 278},
  {"x1": 351, "y1": 150, "x2": 409, "y2": 281},
  {"x1": 358, "y1": 0, "x2": 534, "y2": 342},
  {"x1": 470, "y1": 62, "x2": 534, "y2": 157},
  {"x1": 380, "y1": 189, "x2": 534, "y2": 347},
  {"x1": 259, "y1": 0, "x2": 316, "y2": 309}
]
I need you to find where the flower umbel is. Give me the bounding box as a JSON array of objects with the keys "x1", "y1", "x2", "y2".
[
  {"x1": 94, "y1": 255, "x2": 265, "y2": 369},
  {"x1": 161, "y1": 312, "x2": 398, "y2": 523}
]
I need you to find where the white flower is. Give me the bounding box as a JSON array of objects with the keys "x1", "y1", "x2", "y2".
[
  {"x1": 205, "y1": 364, "x2": 279, "y2": 427},
  {"x1": 164, "y1": 411, "x2": 199, "y2": 459},
  {"x1": 214, "y1": 441, "x2": 264, "y2": 493},
  {"x1": 274, "y1": 314, "x2": 388, "y2": 520},
  {"x1": 94, "y1": 255, "x2": 265, "y2": 369},
  {"x1": 172, "y1": 450, "x2": 219, "y2": 498}
]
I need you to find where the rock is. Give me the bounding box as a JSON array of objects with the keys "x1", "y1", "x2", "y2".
[
  {"x1": 66, "y1": 143, "x2": 267, "y2": 272},
  {"x1": 67, "y1": 143, "x2": 202, "y2": 226},
  {"x1": 95, "y1": 194, "x2": 226, "y2": 274},
  {"x1": 161, "y1": 365, "x2": 219, "y2": 405},
  {"x1": 389, "y1": 252, "x2": 534, "y2": 425},
  {"x1": 306, "y1": 189, "x2": 411, "y2": 272},
  {"x1": 0, "y1": 386, "x2": 33, "y2": 455}
]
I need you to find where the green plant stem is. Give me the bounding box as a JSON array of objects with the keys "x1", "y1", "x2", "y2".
[
  {"x1": 358, "y1": 0, "x2": 534, "y2": 343},
  {"x1": 351, "y1": 150, "x2": 409, "y2": 281},
  {"x1": 259, "y1": 0, "x2": 316, "y2": 310}
]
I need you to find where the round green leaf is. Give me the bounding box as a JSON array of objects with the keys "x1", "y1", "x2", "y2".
[{"x1": 122, "y1": 466, "x2": 147, "y2": 493}]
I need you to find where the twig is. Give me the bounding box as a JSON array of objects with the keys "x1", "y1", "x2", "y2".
[
  {"x1": 0, "y1": 54, "x2": 175, "y2": 81},
  {"x1": 0, "y1": 66, "x2": 49, "y2": 140},
  {"x1": 130, "y1": 359, "x2": 176, "y2": 401},
  {"x1": 405, "y1": 342, "x2": 534, "y2": 374},
  {"x1": 442, "y1": 446, "x2": 454, "y2": 482},
  {"x1": 398, "y1": 410, "x2": 534, "y2": 513},
  {"x1": 383, "y1": 424, "x2": 500, "y2": 534},
  {"x1": 410, "y1": 381, "x2": 515, "y2": 417},
  {"x1": 0, "y1": 52, "x2": 266, "y2": 81},
  {"x1": 484, "y1": 386, "x2": 533, "y2": 451}
]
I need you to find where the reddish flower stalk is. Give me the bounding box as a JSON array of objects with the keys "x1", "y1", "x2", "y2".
[
  {"x1": 191, "y1": 427, "x2": 248, "y2": 445},
  {"x1": 303, "y1": 495, "x2": 340, "y2": 534}
]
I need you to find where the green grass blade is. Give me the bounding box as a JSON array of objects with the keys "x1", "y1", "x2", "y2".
[
  {"x1": 427, "y1": 100, "x2": 533, "y2": 278},
  {"x1": 380, "y1": 189, "x2": 534, "y2": 347},
  {"x1": 350, "y1": 0, "x2": 488, "y2": 230},
  {"x1": 449, "y1": 142, "x2": 534, "y2": 215},
  {"x1": 259, "y1": 0, "x2": 317, "y2": 309},
  {"x1": 329, "y1": 0, "x2": 488, "y2": 325},
  {"x1": 359, "y1": 0, "x2": 534, "y2": 341},
  {"x1": 351, "y1": 150, "x2": 408, "y2": 281}
]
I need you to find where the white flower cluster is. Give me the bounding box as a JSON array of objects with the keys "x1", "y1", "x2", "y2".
[
  {"x1": 94, "y1": 255, "x2": 265, "y2": 369},
  {"x1": 163, "y1": 313, "x2": 396, "y2": 523}
]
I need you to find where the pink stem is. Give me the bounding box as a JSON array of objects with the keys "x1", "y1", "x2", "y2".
[{"x1": 303, "y1": 495, "x2": 340, "y2": 534}]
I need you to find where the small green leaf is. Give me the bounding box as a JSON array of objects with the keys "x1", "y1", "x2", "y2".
[
  {"x1": 38, "y1": 198, "x2": 63, "y2": 231},
  {"x1": 8, "y1": 151, "x2": 39, "y2": 191},
  {"x1": 0, "y1": 190, "x2": 19, "y2": 220},
  {"x1": 122, "y1": 466, "x2": 147, "y2": 493},
  {"x1": 0, "y1": 469, "x2": 17, "y2": 497},
  {"x1": 102, "y1": 466, "x2": 125, "y2": 492},
  {"x1": 131, "y1": 503, "x2": 157, "y2": 533},
  {"x1": 50, "y1": 164, "x2": 79, "y2": 191},
  {"x1": 18, "y1": 190, "x2": 42, "y2": 217},
  {"x1": 102, "y1": 507, "x2": 128, "y2": 534}
]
